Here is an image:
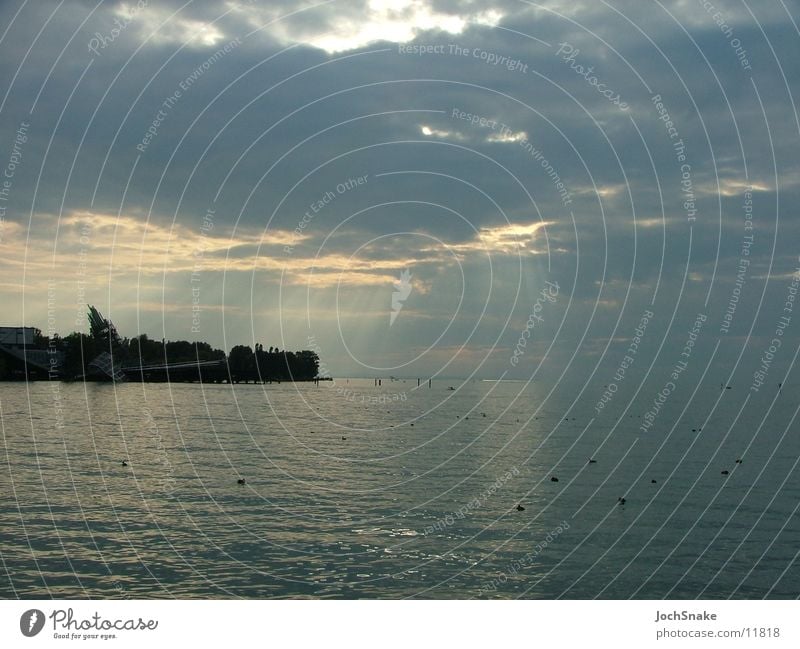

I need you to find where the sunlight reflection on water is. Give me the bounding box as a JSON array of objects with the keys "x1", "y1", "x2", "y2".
[{"x1": 1, "y1": 380, "x2": 798, "y2": 598}]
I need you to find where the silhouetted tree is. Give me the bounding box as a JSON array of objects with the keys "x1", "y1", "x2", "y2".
[
  {"x1": 61, "y1": 332, "x2": 98, "y2": 378},
  {"x1": 228, "y1": 345, "x2": 255, "y2": 382},
  {"x1": 88, "y1": 306, "x2": 121, "y2": 350}
]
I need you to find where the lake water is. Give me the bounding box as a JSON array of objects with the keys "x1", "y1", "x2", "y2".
[{"x1": 1, "y1": 379, "x2": 798, "y2": 599}]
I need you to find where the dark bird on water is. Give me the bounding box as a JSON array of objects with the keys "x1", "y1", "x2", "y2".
[
  {"x1": 735, "y1": 459, "x2": 743, "y2": 464},
  {"x1": 516, "y1": 504, "x2": 525, "y2": 511},
  {"x1": 651, "y1": 479, "x2": 657, "y2": 484},
  {"x1": 342, "y1": 436, "x2": 347, "y2": 440},
  {"x1": 551, "y1": 476, "x2": 559, "y2": 482},
  {"x1": 618, "y1": 497, "x2": 626, "y2": 505},
  {"x1": 588, "y1": 459, "x2": 597, "y2": 464},
  {"x1": 721, "y1": 470, "x2": 729, "y2": 475},
  {"x1": 121, "y1": 460, "x2": 128, "y2": 467},
  {"x1": 237, "y1": 478, "x2": 246, "y2": 485}
]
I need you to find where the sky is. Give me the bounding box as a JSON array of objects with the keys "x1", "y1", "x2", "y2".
[{"x1": 1, "y1": 0, "x2": 799, "y2": 381}]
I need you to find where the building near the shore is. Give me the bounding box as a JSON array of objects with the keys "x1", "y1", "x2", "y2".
[
  {"x1": 0, "y1": 326, "x2": 36, "y2": 349},
  {"x1": 0, "y1": 326, "x2": 63, "y2": 380}
]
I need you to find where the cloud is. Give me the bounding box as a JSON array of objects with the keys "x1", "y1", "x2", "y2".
[
  {"x1": 124, "y1": 3, "x2": 228, "y2": 48},
  {"x1": 2, "y1": 0, "x2": 799, "y2": 377},
  {"x1": 486, "y1": 128, "x2": 527, "y2": 143},
  {"x1": 438, "y1": 220, "x2": 553, "y2": 255},
  {"x1": 228, "y1": 0, "x2": 507, "y2": 53},
  {"x1": 694, "y1": 177, "x2": 771, "y2": 197},
  {"x1": 420, "y1": 123, "x2": 466, "y2": 140}
]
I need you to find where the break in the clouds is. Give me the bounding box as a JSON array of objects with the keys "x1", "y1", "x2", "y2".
[{"x1": 1, "y1": 0, "x2": 799, "y2": 380}]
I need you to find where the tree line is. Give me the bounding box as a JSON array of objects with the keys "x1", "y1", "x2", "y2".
[
  {"x1": 54, "y1": 334, "x2": 320, "y2": 382},
  {"x1": 0, "y1": 306, "x2": 320, "y2": 382}
]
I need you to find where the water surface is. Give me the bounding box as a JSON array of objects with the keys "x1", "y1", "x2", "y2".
[{"x1": 1, "y1": 379, "x2": 798, "y2": 598}]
